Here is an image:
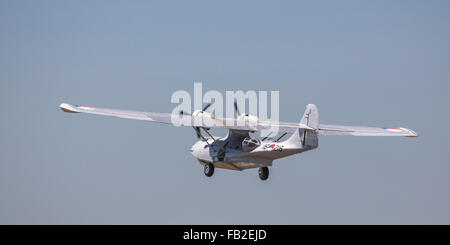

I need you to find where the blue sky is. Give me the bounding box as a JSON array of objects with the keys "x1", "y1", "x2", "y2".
[{"x1": 1, "y1": 0, "x2": 449, "y2": 224}]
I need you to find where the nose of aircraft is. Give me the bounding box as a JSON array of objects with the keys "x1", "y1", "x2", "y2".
[
  {"x1": 190, "y1": 140, "x2": 205, "y2": 157},
  {"x1": 190, "y1": 141, "x2": 201, "y2": 153}
]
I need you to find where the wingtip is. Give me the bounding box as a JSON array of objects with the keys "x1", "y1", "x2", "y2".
[
  {"x1": 59, "y1": 103, "x2": 80, "y2": 113},
  {"x1": 401, "y1": 127, "x2": 419, "y2": 137},
  {"x1": 409, "y1": 131, "x2": 419, "y2": 137}
]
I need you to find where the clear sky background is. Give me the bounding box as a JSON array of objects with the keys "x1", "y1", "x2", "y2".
[{"x1": 1, "y1": 0, "x2": 449, "y2": 224}]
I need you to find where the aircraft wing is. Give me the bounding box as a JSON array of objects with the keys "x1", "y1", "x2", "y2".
[
  {"x1": 317, "y1": 124, "x2": 418, "y2": 137},
  {"x1": 59, "y1": 103, "x2": 313, "y2": 132},
  {"x1": 59, "y1": 103, "x2": 417, "y2": 137},
  {"x1": 60, "y1": 103, "x2": 174, "y2": 123}
]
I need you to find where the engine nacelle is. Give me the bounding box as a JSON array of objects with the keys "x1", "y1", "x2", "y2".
[
  {"x1": 192, "y1": 110, "x2": 215, "y2": 129},
  {"x1": 192, "y1": 110, "x2": 215, "y2": 119},
  {"x1": 238, "y1": 114, "x2": 259, "y2": 127}
]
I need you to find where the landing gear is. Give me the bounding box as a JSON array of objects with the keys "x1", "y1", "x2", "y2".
[
  {"x1": 204, "y1": 163, "x2": 215, "y2": 177},
  {"x1": 258, "y1": 167, "x2": 269, "y2": 181}
]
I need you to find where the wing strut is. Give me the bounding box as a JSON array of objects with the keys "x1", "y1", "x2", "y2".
[
  {"x1": 275, "y1": 132, "x2": 287, "y2": 142},
  {"x1": 262, "y1": 132, "x2": 272, "y2": 141},
  {"x1": 197, "y1": 129, "x2": 213, "y2": 151},
  {"x1": 202, "y1": 128, "x2": 227, "y2": 154}
]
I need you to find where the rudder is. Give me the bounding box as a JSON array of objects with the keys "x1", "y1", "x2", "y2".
[
  {"x1": 300, "y1": 104, "x2": 319, "y2": 129},
  {"x1": 285, "y1": 104, "x2": 319, "y2": 149}
]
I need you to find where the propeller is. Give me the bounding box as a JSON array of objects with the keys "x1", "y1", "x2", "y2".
[
  {"x1": 234, "y1": 100, "x2": 241, "y2": 117},
  {"x1": 203, "y1": 103, "x2": 212, "y2": 112},
  {"x1": 180, "y1": 103, "x2": 212, "y2": 116}
]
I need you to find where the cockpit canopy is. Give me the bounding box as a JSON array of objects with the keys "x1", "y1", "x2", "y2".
[{"x1": 242, "y1": 137, "x2": 261, "y2": 151}]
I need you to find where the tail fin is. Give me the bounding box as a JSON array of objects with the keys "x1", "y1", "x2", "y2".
[
  {"x1": 284, "y1": 104, "x2": 319, "y2": 149},
  {"x1": 300, "y1": 104, "x2": 318, "y2": 129}
]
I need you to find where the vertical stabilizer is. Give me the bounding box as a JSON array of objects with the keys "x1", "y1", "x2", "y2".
[
  {"x1": 285, "y1": 104, "x2": 319, "y2": 149},
  {"x1": 300, "y1": 104, "x2": 319, "y2": 129}
]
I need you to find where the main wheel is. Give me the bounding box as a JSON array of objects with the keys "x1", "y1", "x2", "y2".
[
  {"x1": 204, "y1": 163, "x2": 215, "y2": 177},
  {"x1": 258, "y1": 167, "x2": 269, "y2": 181}
]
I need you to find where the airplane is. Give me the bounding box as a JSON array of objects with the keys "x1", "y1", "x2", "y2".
[{"x1": 59, "y1": 102, "x2": 418, "y2": 181}]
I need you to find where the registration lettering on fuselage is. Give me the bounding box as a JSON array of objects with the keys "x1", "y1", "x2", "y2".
[{"x1": 262, "y1": 143, "x2": 283, "y2": 152}]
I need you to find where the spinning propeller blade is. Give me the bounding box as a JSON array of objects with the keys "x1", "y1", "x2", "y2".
[
  {"x1": 234, "y1": 100, "x2": 241, "y2": 116},
  {"x1": 203, "y1": 103, "x2": 212, "y2": 111}
]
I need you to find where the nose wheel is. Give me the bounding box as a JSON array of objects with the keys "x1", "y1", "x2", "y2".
[
  {"x1": 258, "y1": 167, "x2": 269, "y2": 181},
  {"x1": 204, "y1": 163, "x2": 215, "y2": 177}
]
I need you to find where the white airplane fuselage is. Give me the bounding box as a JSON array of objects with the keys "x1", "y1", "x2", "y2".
[{"x1": 190, "y1": 130, "x2": 317, "y2": 171}]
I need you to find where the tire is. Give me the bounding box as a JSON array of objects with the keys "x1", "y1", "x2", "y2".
[
  {"x1": 258, "y1": 167, "x2": 269, "y2": 181},
  {"x1": 204, "y1": 163, "x2": 215, "y2": 177}
]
